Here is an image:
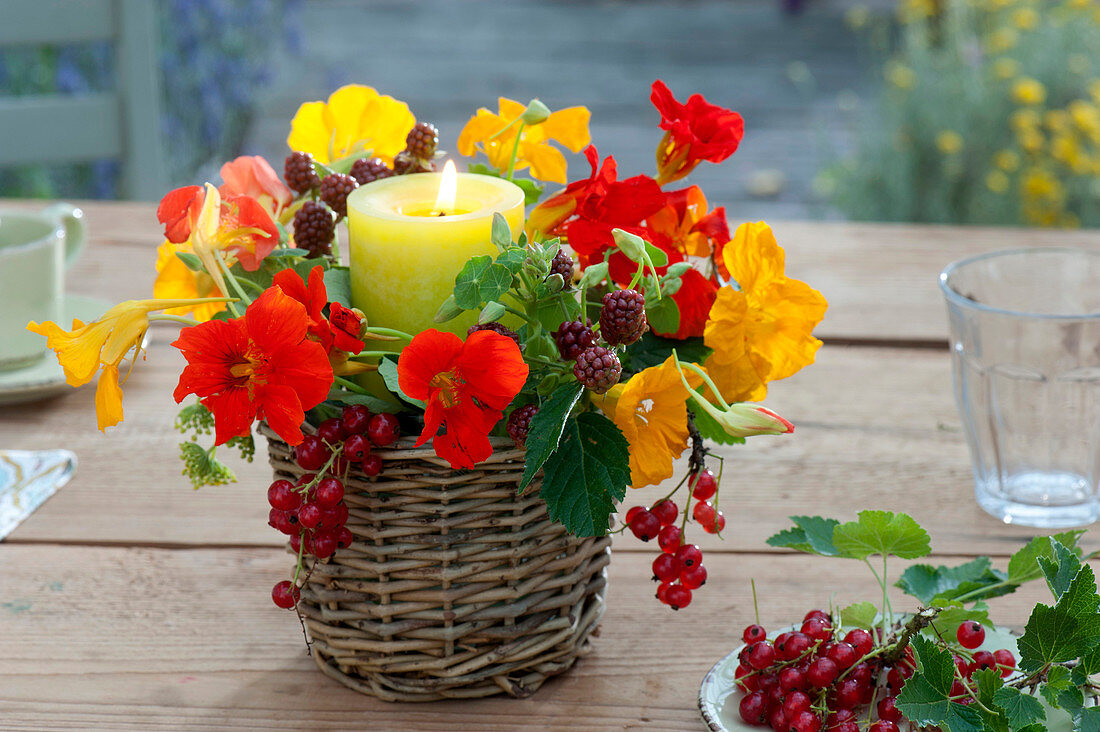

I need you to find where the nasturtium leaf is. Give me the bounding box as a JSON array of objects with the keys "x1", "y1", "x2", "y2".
[
  {"x1": 833, "y1": 510, "x2": 931, "y2": 560},
  {"x1": 897, "y1": 556, "x2": 1006, "y2": 605},
  {"x1": 453, "y1": 255, "x2": 493, "y2": 309},
  {"x1": 1038, "y1": 539, "x2": 1083, "y2": 600},
  {"x1": 323, "y1": 266, "x2": 352, "y2": 306},
  {"x1": 519, "y1": 383, "x2": 584, "y2": 491},
  {"x1": 538, "y1": 412, "x2": 630, "y2": 536},
  {"x1": 265, "y1": 247, "x2": 310, "y2": 258},
  {"x1": 491, "y1": 212, "x2": 512, "y2": 250},
  {"x1": 495, "y1": 247, "x2": 527, "y2": 275},
  {"x1": 690, "y1": 401, "x2": 745, "y2": 446},
  {"x1": 512, "y1": 177, "x2": 544, "y2": 206},
  {"x1": 1007, "y1": 531, "x2": 1086, "y2": 585},
  {"x1": 478, "y1": 263, "x2": 513, "y2": 304},
  {"x1": 1017, "y1": 563, "x2": 1100, "y2": 672},
  {"x1": 993, "y1": 686, "x2": 1046, "y2": 730},
  {"x1": 766, "y1": 516, "x2": 842, "y2": 556},
  {"x1": 377, "y1": 357, "x2": 425, "y2": 409},
  {"x1": 645, "y1": 296, "x2": 680, "y2": 336},
  {"x1": 840, "y1": 601, "x2": 879, "y2": 630},
  {"x1": 466, "y1": 162, "x2": 501, "y2": 178}
]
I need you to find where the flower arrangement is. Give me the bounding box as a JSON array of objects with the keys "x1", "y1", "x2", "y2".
[
  {"x1": 27, "y1": 80, "x2": 826, "y2": 615},
  {"x1": 826, "y1": 0, "x2": 1100, "y2": 228}
]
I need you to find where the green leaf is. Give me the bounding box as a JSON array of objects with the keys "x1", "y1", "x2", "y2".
[
  {"x1": 840, "y1": 601, "x2": 879, "y2": 630},
  {"x1": 178, "y1": 441, "x2": 236, "y2": 489},
  {"x1": 466, "y1": 162, "x2": 501, "y2": 177},
  {"x1": 377, "y1": 357, "x2": 425, "y2": 409},
  {"x1": 897, "y1": 637, "x2": 987, "y2": 732},
  {"x1": 644, "y1": 296, "x2": 680, "y2": 338},
  {"x1": 325, "y1": 387, "x2": 398, "y2": 413},
  {"x1": 323, "y1": 266, "x2": 352, "y2": 306},
  {"x1": 479, "y1": 263, "x2": 514, "y2": 304},
  {"x1": 491, "y1": 212, "x2": 512, "y2": 250},
  {"x1": 579, "y1": 261, "x2": 609, "y2": 288},
  {"x1": 175, "y1": 251, "x2": 203, "y2": 271},
  {"x1": 453, "y1": 255, "x2": 493, "y2": 309},
  {"x1": 833, "y1": 510, "x2": 931, "y2": 560},
  {"x1": 766, "y1": 516, "x2": 842, "y2": 556},
  {"x1": 534, "y1": 293, "x2": 580, "y2": 333},
  {"x1": 539, "y1": 412, "x2": 630, "y2": 536},
  {"x1": 927, "y1": 601, "x2": 993, "y2": 641},
  {"x1": 1075, "y1": 707, "x2": 1100, "y2": 731},
  {"x1": 993, "y1": 686, "x2": 1046, "y2": 730},
  {"x1": 1041, "y1": 665, "x2": 1073, "y2": 710},
  {"x1": 643, "y1": 239, "x2": 668, "y2": 267},
  {"x1": 519, "y1": 383, "x2": 584, "y2": 491},
  {"x1": 512, "y1": 177, "x2": 544, "y2": 205},
  {"x1": 265, "y1": 247, "x2": 310, "y2": 258},
  {"x1": 622, "y1": 332, "x2": 710, "y2": 374},
  {"x1": 1007, "y1": 531, "x2": 1086, "y2": 585},
  {"x1": 495, "y1": 247, "x2": 527, "y2": 275},
  {"x1": 1017, "y1": 563, "x2": 1100, "y2": 673},
  {"x1": 897, "y1": 556, "x2": 1007, "y2": 605},
  {"x1": 691, "y1": 402, "x2": 745, "y2": 446},
  {"x1": 1038, "y1": 539, "x2": 1083, "y2": 599}
]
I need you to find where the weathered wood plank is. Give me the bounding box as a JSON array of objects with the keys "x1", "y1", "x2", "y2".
[{"x1": 0, "y1": 546, "x2": 1077, "y2": 731}]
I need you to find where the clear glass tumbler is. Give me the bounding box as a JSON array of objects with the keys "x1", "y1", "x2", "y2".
[{"x1": 941, "y1": 248, "x2": 1100, "y2": 528}]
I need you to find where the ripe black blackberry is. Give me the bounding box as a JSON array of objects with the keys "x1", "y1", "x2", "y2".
[
  {"x1": 350, "y1": 157, "x2": 394, "y2": 186},
  {"x1": 553, "y1": 320, "x2": 596, "y2": 361},
  {"x1": 600, "y1": 289, "x2": 648, "y2": 345},
  {"x1": 468, "y1": 322, "x2": 521, "y2": 347},
  {"x1": 549, "y1": 250, "x2": 575, "y2": 283},
  {"x1": 506, "y1": 404, "x2": 539, "y2": 448},
  {"x1": 319, "y1": 173, "x2": 358, "y2": 218},
  {"x1": 405, "y1": 122, "x2": 439, "y2": 160},
  {"x1": 293, "y1": 201, "x2": 335, "y2": 257},
  {"x1": 284, "y1": 151, "x2": 320, "y2": 193},
  {"x1": 574, "y1": 346, "x2": 622, "y2": 394}
]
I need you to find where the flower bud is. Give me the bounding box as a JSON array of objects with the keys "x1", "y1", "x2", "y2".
[
  {"x1": 520, "y1": 99, "x2": 552, "y2": 126},
  {"x1": 612, "y1": 229, "x2": 647, "y2": 263}
]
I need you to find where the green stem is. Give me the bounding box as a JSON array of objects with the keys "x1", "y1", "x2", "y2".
[
  {"x1": 333, "y1": 375, "x2": 371, "y2": 394},
  {"x1": 349, "y1": 351, "x2": 405, "y2": 359},
  {"x1": 237, "y1": 277, "x2": 266, "y2": 293},
  {"x1": 216, "y1": 257, "x2": 252, "y2": 314},
  {"x1": 364, "y1": 327, "x2": 413, "y2": 341},
  {"x1": 505, "y1": 122, "x2": 526, "y2": 181},
  {"x1": 148, "y1": 313, "x2": 198, "y2": 326},
  {"x1": 502, "y1": 303, "x2": 537, "y2": 324}
]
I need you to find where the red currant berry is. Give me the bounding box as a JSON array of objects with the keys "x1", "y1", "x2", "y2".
[
  {"x1": 743, "y1": 624, "x2": 767, "y2": 644},
  {"x1": 629, "y1": 510, "x2": 661, "y2": 541},
  {"x1": 680, "y1": 563, "x2": 707, "y2": 589},
  {"x1": 650, "y1": 499, "x2": 678, "y2": 526},
  {"x1": 297, "y1": 502, "x2": 322, "y2": 529},
  {"x1": 691, "y1": 469, "x2": 717, "y2": 500},
  {"x1": 335, "y1": 527, "x2": 354, "y2": 549},
  {"x1": 322, "y1": 501, "x2": 349, "y2": 528},
  {"x1": 652, "y1": 553, "x2": 682, "y2": 582},
  {"x1": 827, "y1": 709, "x2": 856, "y2": 726},
  {"x1": 343, "y1": 434, "x2": 371, "y2": 462},
  {"x1": 739, "y1": 691, "x2": 768, "y2": 725},
  {"x1": 703, "y1": 510, "x2": 726, "y2": 534},
  {"x1": 625, "y1": 505, "x2": 645, "y2": 524},
  {"x1": 806, "y1": 657, "x2": 838, "y2": 688},
  {"x1": 827, "y1": 642, "x2": 858, "y2": 670},
  {"x1": 674, "y1": 543, "x2": 702, "y2": 568},
  {"x1": 849, "y1": 662, "x2": 873, "y2": 685},
  {"x1": 768, "y1": 708, "x2": 787, "y2": 732},
  {"x1": 289, "y1": 532, "x2": 302, "y2": 553},
  {"x1": 886, "y1": 667, "x2": 907, "y2": 692},
  {"x1": 869, "y1": 723, "x2": 899, "y2": 732},
  {"x1": 993, "y1": 648, "x2": 1016, "y2": 676},
  {"x1": 271, "y1": 580, "x2": 299, "y2": 609},
  {"x1": 314, "y1": 477, "x2": 344, "y2": 508},
  {"x1": 361, "y1": 453, "x2": 383, "y2": 476},
  {"x1": 366, "y1": 412, "x2": 400, "y2": 447},
  {"x1": 778, "y1": 632, "x2": 813, "y2": 661},
  {"x1": 779, "y1": 667, "x2": 806, "y2": 693},
  {"x1": 957, "y1": 621, "x2": 985, "y2": 649},
  {"x1": 747, "y1": 641, "x2": 776, "y2": 670},
  {"x1": 267, "y1": 479, "x2": 300, "y2": 511},
  {"x1": 268, "y1": 508, "x2": 295, "y2": 535},
  {"x1": 783, "y1": 691, "x2": 812, "y2": 718},
  {"x1": 801, "y1": 617, "x2": 832, "y2": 642},
  {"x1": 295, "y1": 435, "x2": 330, "y2": 471},
  {"x1": 968, "y1": 650, "x2": 995, "y2": 675},
  {"x1": 666, "y1": 583, "x2": 692, "y2": 610},
  {"x1": 655, "y1": 581, "x2": 673, "y2": 604},
  {"x1": 341, "y1": 404, "x2": 372, "y2": 434},
  {"x1": 312, "y1": 530, "x2": 337, "y2": 558},
  {"x1": 735, "y1": 664, "x2": 759, "y2": 692},
  {"x1": 790, "y1": 711, "x2": 822, "y2": 732},
  {"x1": 316, "y1": 417, "x2": 346, "y2": 444},
  {"x1": 329, "y1": 455, "x2": 351, "y2": 476},
  {"x1": 692, "y1": 500, "x2": 716, "y2": 525},
  {"x1": 833, "y1": 678, "x2": 862, "y2": 709},
  {"x1": 657, "y1": 525, "x2": 682, "y2": 554},
  {"x1": 877, "y1": 695, "x2": 902, "y2": 723},
  {"x1": 803, "y1": 609, "x2": 830, "y2": 623},
  {"x1": 843, "y1": 628, "x2": 874, "y2": 658},
  {"x1": 833, "y1": 724, "x2": 859, "y2": 732}
]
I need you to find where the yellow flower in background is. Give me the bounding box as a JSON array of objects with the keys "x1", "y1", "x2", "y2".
[
  {"x1": 936, "y1": 130, "x2": 964, "y2": 155},
  {"x1": 1069, "y1": 100, "x2": 1100, "y2": 139},
  {"x1": 994, "y1": 149, "x2": 1020, "y2": 171},
  {"x1": 1045, "y1": 110, "x2": 1070, "y2": 133},
  {"x1": 1011, "y1": 109, "x2": 1041, "y2": 130},
  {"x1": 986, "y1": 170, "x2": 1010, "y2": 193},
  {"x1": 845, "y1": 5, "x2": 870, "y2": 29},
  {"x1": 1089, "y1": 80, "x2": 1100, "y2": 104},
  {"x1": 457, "y1": 98, "x2": 591, "y2": 184},
  {"x1": 1019, "y1": 129, "x2": 1045, "y2": 153},
  {"x1": 703, "y1": 222, "x2": 827, "y2": 403},
  {"x1": 1012, "y1": 78, "x2": 1047, "y2": 105},
  {"x1": 591, "y1": 356, "x2": 702, "y2": 488},
  {"x1": 153, "y1": 241, "x2": 227, "y2": 322},
  {"x1": 992, "y1": 58, "x2": 1019, "y2": 80},
  {"x1": 1011, "y1": 7, "x2": 1039, "y2": 29},
  {"x1": 886, "y1": 62, "x2": 916, "y2": 90},
  {"x1": 288, "y1": 84, "x2": 415, "y2": 165},
  {"x1": 986, "y1": 27, "x2": 1018, "y2": 53},
  {"x1": 898, "y1": 0, "x2": 936, "y2": 23}
]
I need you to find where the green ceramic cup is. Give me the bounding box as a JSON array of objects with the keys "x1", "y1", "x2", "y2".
[{"x1": 0, "y1": 204, "x2": 85, "y2": 372}]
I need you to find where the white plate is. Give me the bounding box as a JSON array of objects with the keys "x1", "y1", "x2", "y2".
[
  {"x1": 0, "y1": 294, "x2": 148, "y2": 407},
  {"x1": 699, "y1": 623, "x2": 1074, "y2": 731}
]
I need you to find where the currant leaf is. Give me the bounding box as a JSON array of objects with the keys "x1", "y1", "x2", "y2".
[
  {"x1": 833, "y1": 510, "x2": 931, "y2": 560},
  {"x1": 896, "y1": 556, "x2": 1008, "y2": 605},
  {"x1": 1038, "y1": 539, "x2": 1083, "y2": 599},
  {"x1": 926, "y1": 601, "x2": 993, "y2": 641},
  {"x1": 1016, "y1": 563, "x2": 1100, "y2": 672},
  {"x1": 1075, "y1": 707, "x2": 1100, "y2": 732},
  {"x1": 766, "y1": 516, "x2": 841, "y2": 556},
  {"x1": 840, "y1": 601, "x2": 878, "y2": 630},
  {"x1": 1007, "y1": 531, "x2": 1086, "y2": 585},
  {"x1": 519, "y1": 382, "x2": 584, "y2": 491},
  {"x1": 992, "y1": 686, "x2": 1046, "y2": 730}
]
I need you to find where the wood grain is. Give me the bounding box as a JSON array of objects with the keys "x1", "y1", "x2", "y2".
[{"x1": 0, "y1": 545, "x2": 1081, "y2": 731}]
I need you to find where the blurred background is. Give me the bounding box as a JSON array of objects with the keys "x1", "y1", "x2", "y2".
[{"x1": 2, "y1": 0, "x2": 1098, "y2": 227}]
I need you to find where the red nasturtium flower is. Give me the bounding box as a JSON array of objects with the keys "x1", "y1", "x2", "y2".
[
  {"x1": 650, "y1": 80, "x2": 744, "y2": 185},
  {"x1": 156, "y1": 184, "x2": 279, "y2": 271},
  {"x1": 272, "y1": 266, "x2": 365, "y2": 356},
  {"x1": 172, "y1": 287, "x2": 334, "y2": 446},
  {"x1": 397, "y1": 329, "x2": 529, "y2": 469}
]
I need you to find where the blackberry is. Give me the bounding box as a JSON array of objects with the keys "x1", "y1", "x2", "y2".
[
  {"x1": 284, "y1": 151, "x2": 320, "y2": 193},
  {"x1": 319, "y1": 173, "x2": 359, "y2": 218},
  {"x1": 506, "y1": 404, "x2": 539, "y2": 448},
  {"x1": 350, "y1": 157, "x2": 394, "y2": 186},
  {"x1": 405, "y1": 122, "x2": 439, "y2": 160},
  {"x1": 574, "y1": 346, "x2": 622, "y2": 394},
  {"x1": 553, "y1": 320, "x2": 596, "y2": 361},
  {"x1": 468, "y1": 322, "x2": 521, "y2": 348},
  {"x1": 394, "y1": 152, "x2": 434, "y2": 175},
  {"x1": 599, "y1": 289, "x2": 648, "y2": 346},
  {"x1": 549, "y1": 250, "x2": 575, "y2": 282},
  {"x1": 293, "y1": 201, "x2": 335, "y2": 257}
]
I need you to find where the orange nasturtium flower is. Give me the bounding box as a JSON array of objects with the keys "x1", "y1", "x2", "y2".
[
  {"x1": 219, "y1": 155, "x2": 293, "y2": 215},
  {"x1": 172, "y1": 287, "x2": 333, "y2": 447},
  {"x1": 457, "y1": 98, "x2": 591, "y2": 184},
  {"x1": 27, "y1": 298, "x2": 216, "y2": 431},
  {"x1": 650, "y1": 80, "x2": 744, "y2": 185},
  {"x1": 397, "y1": 329, "x2": 529, "y2": 469},
  {"x1": 287, "y1": 84, "x2": 415, "y2": 165},
  {"x1": 703, "y1": 222, "x2": 828, "y2": 403}
]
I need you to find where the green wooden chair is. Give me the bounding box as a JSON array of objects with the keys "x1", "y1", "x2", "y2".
[{"x1": 0, "y1": 0, "x2": 167, "y2": 199}]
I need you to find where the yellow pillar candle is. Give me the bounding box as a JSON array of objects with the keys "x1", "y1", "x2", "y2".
[{"x1": 346, "y1": 166, "x2": 525, "y2": 337}]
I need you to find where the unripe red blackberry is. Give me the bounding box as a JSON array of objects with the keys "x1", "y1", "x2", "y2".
[
  {"x1": 284, "y1": 151, "x2": 320, "y2": 193},
  {"x1": 574, "y1": 346, "x2": 622, "y2": 394},
  {"x1": 394, "y1": 152, "x2": 434, "y2": 175},
  {"x1": 553, "y1": 320, "x2": 596, "y2": 361},
  {"x1": 319, "y1": 173, "x2": 358, "y2": 218},
  {"x1": 468, "y1": 322, "x2": 521, "y2": 348},
  {"x1": 405, "y1": 122, "x2": 439, "y2": 160},
  {"x1": 506, "y1": 404, "x2": 539, "y2": 448},
  {"x1": 600, "y1": 289, "x2": 648, "y2": 345},
  {"x1": 350, "y1": 157, "x2": 394, "y2": 185},
  {"x1": 293, "y1": 201, "x2": 335, "y2": 257},
  {"x1": 549, "y1": 250, "x2": 575, "y2": 282}
]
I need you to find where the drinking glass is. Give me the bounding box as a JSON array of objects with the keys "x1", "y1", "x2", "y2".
[{"x1": 941, "y1": 248, "x2": 1100, "y2": 528}]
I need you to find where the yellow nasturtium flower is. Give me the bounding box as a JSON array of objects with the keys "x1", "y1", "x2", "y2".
[
  {"x1": 153, "y1": 241, "x2": 227, "y2": 322},
  {"x1": 288, "y1": 84, "x2": 415, "y2": 165},
  {"x1": 1012, "y1": 78, "x2": 1047, "y2": 106},
  {"x1": 703, "y1": 222, "x2": 828, "y2": 403},
  {"x1": 457, "y1": 98, "x2": 591, "y2": 184}
]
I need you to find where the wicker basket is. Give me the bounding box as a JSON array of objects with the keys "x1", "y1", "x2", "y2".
[{"x1": 261, "y1": 424, "x2": 612, "y2": 702}]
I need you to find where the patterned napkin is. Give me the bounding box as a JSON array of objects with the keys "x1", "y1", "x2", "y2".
[{"x1": 0, "y1": 449, "x2": 76, "y2": 539}]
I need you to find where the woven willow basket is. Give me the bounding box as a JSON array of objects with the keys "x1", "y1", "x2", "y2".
[{"x1": 261, "y1": 423, "x2": 612, "y2": 702}]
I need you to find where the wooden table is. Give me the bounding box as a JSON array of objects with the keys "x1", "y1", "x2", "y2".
[{"x1": 2, "y1": 201, "x2": 1097, "y2": 730}]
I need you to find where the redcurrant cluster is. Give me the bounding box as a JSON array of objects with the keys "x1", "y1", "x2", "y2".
[
  {"x1": 267, "y1": 404, "x2": 400, "y2": 610},
  {"x1": 735, "y1": 615, "x2": 1015, "y2": 731}
]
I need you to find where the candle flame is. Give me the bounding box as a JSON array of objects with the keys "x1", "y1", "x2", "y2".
[{"x1": 433, "y1": 160, "x2": 458, "y2": 215}]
